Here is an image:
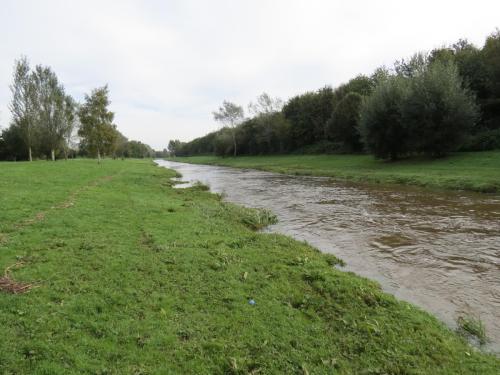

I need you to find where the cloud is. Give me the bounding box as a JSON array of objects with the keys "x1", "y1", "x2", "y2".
[{"x1": 1, "y1": 0, "x2": 499, "y2": 149}]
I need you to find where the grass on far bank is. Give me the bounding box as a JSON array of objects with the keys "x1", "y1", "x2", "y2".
[
  {"x1": 0, "y1": 159, "x2": 498, "y2": 374},
  {"x1": 170, "y1": 151, "x2": 500, "y2": 193}
]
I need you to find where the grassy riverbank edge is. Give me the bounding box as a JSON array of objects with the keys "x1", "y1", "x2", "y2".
[
  {"x1": 0, "y1": 159, "x2": 498, "y2": 373},
  {"x1": 168, "y1": 151, "x2": 500, "y2": 193}
]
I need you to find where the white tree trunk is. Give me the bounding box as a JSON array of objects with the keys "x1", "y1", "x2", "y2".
[
  {"x1": 97, "y1": 149, "x2": 101, "y2": 164},
  {"x1": 51, "y1": 149, "x2": 55, "y2": 161},
  {"x1": 28, "y1": 147, "x2": 32, "y2": 162}
]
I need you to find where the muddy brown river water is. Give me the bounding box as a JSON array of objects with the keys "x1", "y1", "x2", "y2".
[{"x1": 156, "y1": 160, "x2": 500, "y2": 353}]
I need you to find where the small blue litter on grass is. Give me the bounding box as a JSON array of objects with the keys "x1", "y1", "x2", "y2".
[{"x1": 248, "y1": 299, "x2": 256, "y2": 306}]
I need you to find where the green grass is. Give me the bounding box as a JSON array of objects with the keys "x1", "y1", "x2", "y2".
[
  {"x1": 458, "y1": 316, "x2": 488, "y2": 346},
  {"x1": 0, "y1": 159, "x2": 498, "y2": 374},
  {"x1": 171, "y1": 151, "x2": 500, "y2": 193}
]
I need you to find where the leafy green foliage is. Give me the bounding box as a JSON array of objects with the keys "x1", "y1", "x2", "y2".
[
  {"x1": 6, "y1": 57, "x2": 76, "y2": 161},
  {"x1": 283, "y1": 86, "x2": 334, "y2": 148},
  {"x1": 214, "y1": 127, "x2": 234, "y2": 157},
  {"x1": 461, "y1": 128, "x2": 500, "y2": 151},
  {"x1": 31, "y1": 65, "x2": 76, "y2": 160},
  {"x1": 482, "y1": 30, "x2": 500, "y2": 129},
  {"x1": 402, "y1": 61, "x2": 479, "y2": 156},
  {"x1": 360, "y1": 61, "x2": 478, "y2": 159},
  {"x1": 359, "y1": 76, "x2": 409, "y2": 160},
  {"x1": 77, "y1": 85, "x2": 118, "y2": 161},
  {"x1": 327, "y1": 92, "x2": 364, "y2": 152}
]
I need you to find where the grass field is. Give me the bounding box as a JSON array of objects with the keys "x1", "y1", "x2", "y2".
[
  {"x1": 0, "y1": 159, "x2": 498, "y2": 374},
  {"x1": 171, "y1": 151, "x2": 500, "y2": 193}
]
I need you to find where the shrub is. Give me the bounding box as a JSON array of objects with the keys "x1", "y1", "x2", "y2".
[
  {"x1": 359, "y1": 76, "x2": 409, "y2": 160},
  {"x1": 461, "y1": 128, "x2": 500, "y2": 151},
  {"x1": 402, "y1": 61, "x2": 479, "y2": 156}
]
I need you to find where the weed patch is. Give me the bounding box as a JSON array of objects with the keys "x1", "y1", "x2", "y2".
[
  {"x1": 458, "y1": 315, "x2": 487, "y2": 345},
  {"x1": 0, "y1": 263, "x2": 35, "y2": 294}
]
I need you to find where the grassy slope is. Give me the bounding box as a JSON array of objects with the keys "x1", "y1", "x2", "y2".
[
  {"x1": 172, "y1": 151, "x2": 500, "y2": 193},
  {"x1": 0, "y1": 159, "x2": 498, "y2": 374}
]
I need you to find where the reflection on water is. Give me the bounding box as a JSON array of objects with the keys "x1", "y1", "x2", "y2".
[{"x1": 156, "y1": 160, "x2": 500, "y2": 352}]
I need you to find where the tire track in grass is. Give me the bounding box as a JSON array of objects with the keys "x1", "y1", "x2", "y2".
[{"x1": 0, "y1": 173, "x2": 118, "y2": 294}]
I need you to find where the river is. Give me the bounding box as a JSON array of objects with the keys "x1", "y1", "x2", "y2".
[{"x1": 156, "y1": 160, "x2": 500, "y2": 353}]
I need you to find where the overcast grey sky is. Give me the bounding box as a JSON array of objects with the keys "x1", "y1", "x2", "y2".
[{"x1": 1, "y1": 1, "x2": 499, "y2": 150}]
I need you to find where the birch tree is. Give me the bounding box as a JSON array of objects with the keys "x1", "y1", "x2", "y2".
[
  {"x1": 212, "y1": 101, "x2": 244, "y2": 156},
  {"x1": 61, "y1": 95, "x2": 77, "y2": 159},
  {"x1": 77, "y1": 86, "x2": 116, "y2": 163},
  {"x1": 32, "y1": 65, "x2": 74, "y2": 161}
]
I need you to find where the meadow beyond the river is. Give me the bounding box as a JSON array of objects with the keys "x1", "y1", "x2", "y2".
[
  {"x1": 171, "y1": 151, "x2": 500, "y2": 193},
  {"x1": 0, "y1": 159, "x2": 498, "y2": 374}
]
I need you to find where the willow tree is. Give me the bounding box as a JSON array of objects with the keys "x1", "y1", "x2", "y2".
[
  {"x1": 9, "y1": 57, "x2": 37, "y2": 161},
  {"x1": 402, "y1": 61, "x2": 479, "y2": 156},
  {"x1": 78, "y1": 85, "x2": 116, "y2": 163}
]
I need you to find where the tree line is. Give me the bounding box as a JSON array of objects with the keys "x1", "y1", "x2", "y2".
[
  {"x1": 170, "y1": 30, "x2": 500, "y2": 160},
  {"x1": 0, "y1": 57, "x2": 155, "y2": 161}
]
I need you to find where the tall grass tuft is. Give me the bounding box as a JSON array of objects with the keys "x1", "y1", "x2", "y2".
[
  {"x1": 457, "y1": 315, "x2": 487, "y2": 345},
  {"x1": 239, "y1": 207, "x2": 278, "y2": 230}
]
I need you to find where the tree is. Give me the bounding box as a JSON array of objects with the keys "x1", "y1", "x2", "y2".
[
  {"x1": 0, "y1": 124, "x2": 26, "y2": 161},
  {"x1": 283, "y1": 87, "x2": 334, "y2": 148},
  {"x1": 31, "y1": 65, "x2": 76, "y2": 161},
  {"x1": 9, "y1": 57, "x2": 37, "y2": 161},
  {"x1": 359, "y1": 76, "x2": 409, "y2": 160},
  {"x1": 247, "y1": 93, "x2": 287, "y2": 154},
  {"x1": 394, "y1": 53, "x2": 427, "y2": 78},
  {"x1": 213, "y1": 128, "x2": 234, "y2": 157},
  {"x1": 483, "y1": 29, "x2": 500, "y2": 98},
  {"x1": 332, "y1": 75, "x2": 374, "y2": 109},
  {"x1": 254, "y1": 112, "x2": 291, "y2": 154},
  {"x1": 482, "y1": 29, "x2": 500, "y2": 129},
  {"x1": 77, "y1": 86, "x2": 116, "y2": 163},
  {"x1": 248, "y1": 93, "x2": 283, "y2": 116},
  {"x1": 430, "y1": 40, "x2": 489, "y2": 102},
  {"x1": 402, "y1": 61, "x2": 479, "y2": 156},
  {"x1": 167, "y1": 139, "x2": 184, "y2": 157},
  {"x1": 212, "y1": 100, "x2": 244, "y2": 156},
  {"x1": 371, "y1": 66, "x2": 391, "y2": 86},
  {"x1": 361, "y1": 61, "x2": 479, "y2": 159},
  {"x1": 114, "y1": 131, "x2": 129, "y2": 158},
  {"x1": 327, "y1": 92, "x2": 364, "y2": 152},
  {"x1": 61, "y1": 95, "x2": 78, "y2": 159}
]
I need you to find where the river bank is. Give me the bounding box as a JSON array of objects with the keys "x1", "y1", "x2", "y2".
[
  {"x1": 0, "y1": 159, "x2": 498, "y2": 373},
  {"x1": 170, "y1": 151, "x2": 500, "y2": 193},
  {"x1": 159, "y1": 159, "x2": 500, "y2": 354}
]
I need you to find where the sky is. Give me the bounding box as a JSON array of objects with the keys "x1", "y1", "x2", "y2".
[{"x1": 1, "y1": 1, "x2": 499, "y2": 150}]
